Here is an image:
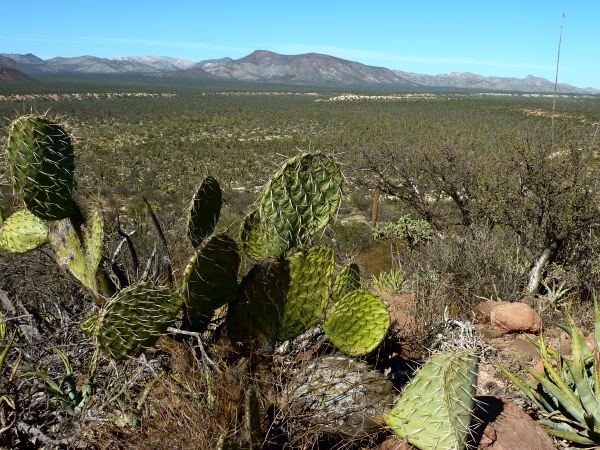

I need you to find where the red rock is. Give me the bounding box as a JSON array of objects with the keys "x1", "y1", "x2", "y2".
[
  {"x1": 370, "y1": 436, "x2": 416, "y2": 450},
  {"x1": 472, "y1": 300, "x2": 510, "y2": 324},
  {"x1": 490, "y1": 303, "x2": 542, "y2": 335},
  {"x1": 471, "y1": 396, "x2": 556, "y2": 450}
]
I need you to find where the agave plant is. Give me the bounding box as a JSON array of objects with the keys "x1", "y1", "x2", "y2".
[{"x1": 500, "y1": 301, "x2": 600, "y2": 445}]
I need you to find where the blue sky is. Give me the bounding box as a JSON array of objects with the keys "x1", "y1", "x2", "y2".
[{"x1": 2, "y1": 1, "x2": 599, "y2": 88}]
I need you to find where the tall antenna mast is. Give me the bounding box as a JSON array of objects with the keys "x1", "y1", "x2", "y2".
[{"x1": 551, "y1": 12, "x2": 565, "y2": 147}]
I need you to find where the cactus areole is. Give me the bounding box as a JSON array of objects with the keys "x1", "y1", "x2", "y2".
[{"x1": 7, "y1": 115, "x2": 76, "y2": 220}]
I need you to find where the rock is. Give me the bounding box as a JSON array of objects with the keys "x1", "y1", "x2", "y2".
[
  {"x1": 470, "y1": 396, "x2": 555, "y2": 450},
  {"x1": 489, "y1": 303, "x2": 542, "y2": 335},
  {"x1": 370, "y1": 436, "x2": 416, "y2": 450},
  {"x1": 473, "y1": 300, "x2": 510, "y2": 324}
]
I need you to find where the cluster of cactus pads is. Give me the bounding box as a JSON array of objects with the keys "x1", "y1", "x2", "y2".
[{"x1": 2, "y1": 114, "x2": 481, "y2": 449}]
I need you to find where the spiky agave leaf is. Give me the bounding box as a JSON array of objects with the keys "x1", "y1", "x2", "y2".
[
  {"x1": 332, "y1": 262, "x2": 360, "y2": 302},
  {"x1": 284, "y1": 355, "x2": 394, "y2": 437},
  {"x1": 278, "y1": 247, "x2": 335, "y2": 340},
  {"x1": 96, "y1": 283, "x2": 183, "y2": 359},
  {"x1": 6, "y1": 115, "x2": 76, "y2": 220},
  {"x1": 239, "y1": 210, "x2": 269, "y2": 261},
  {"x1": 181, "y1": 233, "x2": 240, "y2": 331},
  {"x1": 0, "y1": 210, "x2": 48, "y2": 253},
  {"x1": 323, "y1": 289, "x2": 390, "y2": 356},
  {"x1": 386, "y1": 350, "x2": 479, "y2": 450},
  {"x1": 258, "y1": 153, "x2": 342, "y2": 256},
  {"x1": 186, "y1": 176, "x2": 222, "y2": 248}
]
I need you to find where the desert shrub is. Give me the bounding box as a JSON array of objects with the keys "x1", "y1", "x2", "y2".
[{"x1": 401, "y1": 225, "x2": 529, "y2": 317}]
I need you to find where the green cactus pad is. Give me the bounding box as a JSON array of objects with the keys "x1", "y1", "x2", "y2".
[
  {"x1": 181, "y1": 233, "x2": 240, "y2": 330},
  {"x1": 386, "y1": 350, "x2": 479, "y2": 450},
  {"x1": 240, "y1": 210, "x2": 270, "y2": 261},
  {"x1": 332, "y1": 262, "x2": 361, "y2": 302},
  {"x1": 6, "y1": 115, "x2": 76, "y2": 220},
  {"x1": 0, "y1": 210, "x2": 49, "y2": 253},
  {"x1": 284, "y1": 355, "x2": 394, "y2": 437},
  {"x1": 258, "y1": 153, "x2": 342, "y2": 256},
  {"x1": 278, "y1": 247, "x2": 335, "y2": 340},
  {"x1": 186, "y1": 176, "x2": 222, "y2": 248},
  {"x1": 226, "y1": 259, "x2": 289, "y2": 345},
  {"x1": 96, "y1": 283, "x2": 184, "y2": 359},
  {"x1": 323, "y1": 289, "x2": 390, "y2": 356}
]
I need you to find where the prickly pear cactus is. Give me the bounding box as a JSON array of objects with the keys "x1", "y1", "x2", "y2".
[
  {"x1": 278, "y1": 247, "x2": 335, "y2": 340},
  {"x1": 226, "y1": 259, "x2": 289, "y2": 345},
  {"x1": 49, "y1": 218, "x2": 94, "y2": 290},
  {"x1": 48, "y1": 207, "x2": 105, "y2": 293},
  {"x1": 6, "y1": 115, "x2": 76, "y2": 220},
  {"x1": 332, "y1": 262, "x2": 360, "y2": 302},
  {"x1": 240, "y1": 210, "x2": 269, "y2": 261},
  {"x1": 0, "y1": 210, "x2": 48, "y2": 253},
  {"x1": 386, "y1": 350, "x2": 479, "y2": 450},
  {"x1": 258, "y1": 153, "x2": 342, "y2": 256},
  {"x1": 96, "y1": 283, "x2": 184, "y2": 359},
  {"x1": 283, "y1": 355, "x2": 394, "y2": 437},
  {"x1": 181, "y1": 233, "x2": 240, "y2": 331},
  {"x1": 323, "y1": 289, "x2": 390, "y2": 356},
  {"x1": 186, "y1": 176, "x2": 221, "y2": 248}
]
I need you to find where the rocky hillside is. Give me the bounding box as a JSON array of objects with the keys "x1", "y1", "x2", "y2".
[
  {"x1": 194, "y1": 50, "x2": 418, "y2": 87},
  {"x1": 394, "y1": 70, "x2": 600, "y2": 94},
  {"x1": 1, "y1": 51, "x2": 597, "y2": 93},
  {"x1": 0, "y1": 61, "x2": 30, "y2": 81}
]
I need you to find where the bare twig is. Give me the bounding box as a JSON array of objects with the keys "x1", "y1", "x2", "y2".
[
  {"x1": 166, "y1": 327, "x2": 220, "y2": 372},
  {"x1": 16, "y1": 421, "x2": 75, "y2": 446}
]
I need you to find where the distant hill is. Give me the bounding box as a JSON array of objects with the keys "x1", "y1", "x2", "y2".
[
  {"x1": 394, "y1": 70, "x2": 600, "y2": 94},
  {"x1": 0, "y1": 51, "x2": 597, "y2": 93},
  {"x1": 195, "y1": 50, "x2": 417, "y2": 87},
  {"x1": 195, "y1": 57, "x2": 233, "y2": 69},
  {"x1": 0, "y1": 60, "x2": 30, "y2": 81},
  {"x1": 0, "y1": 54, "x2": 195, "y2": 74}
]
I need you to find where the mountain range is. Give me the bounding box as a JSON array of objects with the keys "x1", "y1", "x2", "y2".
[{"x1": 0, "y1": 50, "x2": 597, "y2": 94}]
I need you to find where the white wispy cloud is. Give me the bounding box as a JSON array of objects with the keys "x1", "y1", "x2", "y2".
[{"x1": 0, "y1": 36, "x2": 250, "y2": 53}]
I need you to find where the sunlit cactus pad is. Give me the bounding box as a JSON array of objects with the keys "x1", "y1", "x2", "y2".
[
  {"x1": 6, "y1": 115, "x2": 76, "y2": 220},
  {"x1": 332, "y1": 262, "x2": 361, "y2": 302},
  {"x1": 181, "y1": 233, "x2": 240, "y2": 330},
  {"x1": 0, "y1": 210, "x2": 48, "y2": 253},
  {"x1": 283, "y1": 355, "x2": 394, "y2": 437},
  {"x1": 278, "y1": 247, "x2": 334, "y2": 340},
  {"x1": 186, "y1": 176, "x2": 222, "y2": 248},
  {"x1": 240, "y1": 210, "x2": 269, "y2": 260},
  {"x1": 323, "y1": 289, "x2": 390, "y2": 356},
  {"x1": 96, "y1": 283, "x2": 184, "y2": 359},
  {"x1": 386, "y1": 350, "x2": 479, "y2": 450},
  {"x1": 258, "y1": 153, "x2": 342, "y2": 255}
]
